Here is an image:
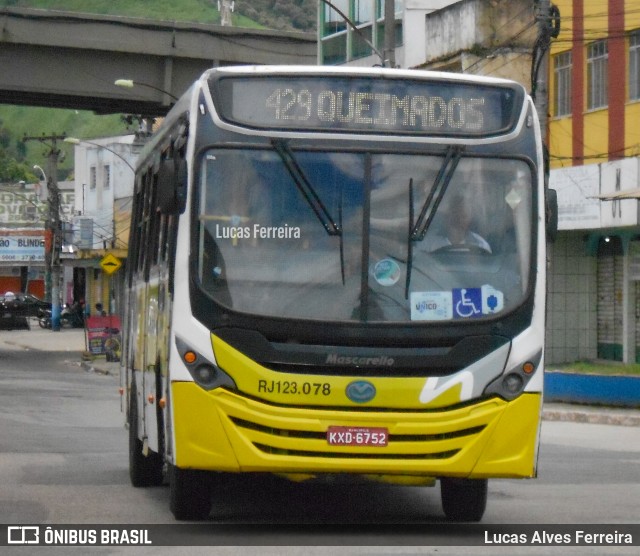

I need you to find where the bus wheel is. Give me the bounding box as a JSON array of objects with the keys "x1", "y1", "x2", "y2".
[
  {"x1": 169, "y1": 465, "x2": 212, "y2": 521},
  {"x1": 128, "y1": 384, "x2": 164, "y2": 487},
  {"x1": 440, "y1": 478, "x2": 487, "y2": 522}
]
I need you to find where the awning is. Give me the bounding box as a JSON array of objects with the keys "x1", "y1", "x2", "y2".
[{"x1": 591, "y1": 188, "x2": 640, "y2": 200}]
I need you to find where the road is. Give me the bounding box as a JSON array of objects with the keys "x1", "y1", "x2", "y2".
[{"x1": 1, "y1": 328, "x2": 639, "y2": 555}]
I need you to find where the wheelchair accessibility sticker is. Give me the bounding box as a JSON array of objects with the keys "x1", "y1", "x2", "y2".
[
  {"x1": 453, "y1": 285, "x2": 504, "y2": 319},
  {"x1": 410, "y1": 285, "x2": 503, "y2": 321}
]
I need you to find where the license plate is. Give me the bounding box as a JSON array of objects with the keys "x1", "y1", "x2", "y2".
[{"x1": 327, "y1": 426, "x2": 388, "y2": 447}]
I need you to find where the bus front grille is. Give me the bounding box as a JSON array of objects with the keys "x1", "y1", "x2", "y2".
[
  {"x1": 229, "y1": 416, "x2": 486, "y2": 460},
  {"x1": 214, "y1": 394, "x2": 499, "y2": 468}
]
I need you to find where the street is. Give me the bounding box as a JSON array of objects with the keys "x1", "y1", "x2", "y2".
[{"x1": 1, "y1": 327, "x2": 639, "y2": 555}]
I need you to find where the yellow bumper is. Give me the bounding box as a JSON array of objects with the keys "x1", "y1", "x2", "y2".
[{"x1": 171, "y1": 381, "x2": 541, "y2": 479}]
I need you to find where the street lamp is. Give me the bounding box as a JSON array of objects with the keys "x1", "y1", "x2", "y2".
[
  {"x1": 33, "y1": 164, "x2": 47, "y2": 183},
  {"x1": 114, "y1": 78, "x2": 178, "y2": 102}
]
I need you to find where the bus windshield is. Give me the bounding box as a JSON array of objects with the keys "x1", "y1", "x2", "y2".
[{"x1": 196, "y1": 147, "x2": 532, "y2": 323}]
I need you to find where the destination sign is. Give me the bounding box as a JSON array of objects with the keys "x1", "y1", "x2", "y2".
[{"x1": 211, "y1": 75, "x2": 523, "y2": 137}]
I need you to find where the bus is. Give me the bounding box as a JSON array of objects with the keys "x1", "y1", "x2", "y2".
[{"x1": 121, "y1": 65, "x2": 557, "y2": 521}]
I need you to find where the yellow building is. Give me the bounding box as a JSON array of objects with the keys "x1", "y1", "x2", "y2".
[
  {"x1": 549, "y1": 0, "x2": 640, "y2": 167},
  {"x1": 547, "y1": 0, "x2": 640, "y2": 363}
]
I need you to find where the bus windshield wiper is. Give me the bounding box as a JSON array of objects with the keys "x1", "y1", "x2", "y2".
[
  {"x1": 271, "y1": 139, "x2": 341, "y2": 237},
  {"x1": 405, "y1": 178, "x2": 414, "y2": 299},
  {"x1": 410, "y1": 146, "x2": 463, "y2": 241},
  {"x1": 406, "y1": 146, "x2": 463, "y2": 297},
  {"x1": 272, "y1": 139, "x2": 345, "y2": 285}
]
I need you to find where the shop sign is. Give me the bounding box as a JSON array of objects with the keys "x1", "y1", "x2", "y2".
[{"x1": 0, "y1": 230, "x2": 45, "y2": 263}]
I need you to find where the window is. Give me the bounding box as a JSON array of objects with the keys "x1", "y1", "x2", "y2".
[
  {"x1": 352, "y1": 23, "x2": 373, "y2": 59},
  {"x1": 320, "y1": 0, "x2": 348, "y2": 64},
  {"x1": 321, "y1": 33, "x2": 347, "y2": 65},
  {"x1": 587, "y1": 40, "x2": 608, "y2": 110},
  {"x1": 198, "y1": 148, "x2": 532, "y2": 323},
  {"x1": 103, "y1": 165, "x2": 110, "y2": 190},
  {"x1": 553, "y1": 51, "x2": 572, "y2": 116},
  {"x1": 631, "y1": 30, "x2": 640, "y2": 101},
  {"x1": 320, "y1": 1, "x2": 403, "y2": 64},
  {"x1": 89, "y1": 166, "x2": 97, "y2": 190},
  {"x1": 322, "y1": 0, "x2": 348, "y2": 38},
  {"x1": 354, "y1": 0, "x2": 374, "y2": 25}
]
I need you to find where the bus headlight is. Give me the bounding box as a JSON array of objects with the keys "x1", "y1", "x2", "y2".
[
  {"x1": 193, "y1": 363, "x2": 218, "y2": 386},
  {"x1": 483, "y1": 350, "x2": 541, "y2": 401},
  {"x1": 502, "y1": 373, "x2": 524, "y2": 394},
  {"x1": 175, "y1": 337, "x2": 237, "y2": 391}
]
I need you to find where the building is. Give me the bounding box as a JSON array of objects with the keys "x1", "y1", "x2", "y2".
[
  {"x1": 319, "y1": 1, "x2": 459, "y2": 68},
  {"x1": 547, "y1": 0, "x2": 640, "y2": 363},
  {"x1": 0, "y1": 179, "x2": 74, "y2": 300},
  {"x1": 318, "y1": 0, "x2": 536, "y2": 85},
  {"x1": 67, "y1": 135, "x2": 140, "y2": 317}
]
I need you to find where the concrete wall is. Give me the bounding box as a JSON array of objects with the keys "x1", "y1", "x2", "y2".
[
  {"x1": 422, "y1": 0, "x2": 536, "y2": 81},
  {"x1": 546, "y1": 232, "x2": 598, "y2": 364}
]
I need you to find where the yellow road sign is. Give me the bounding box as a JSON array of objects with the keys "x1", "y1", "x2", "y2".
[{"x1": 100, "y1": 253, "x2": 122, "y2": 275}]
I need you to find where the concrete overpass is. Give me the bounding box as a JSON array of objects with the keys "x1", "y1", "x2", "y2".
[{"x1": 0, "y1": 7, "x2": 317, "y2": 116}]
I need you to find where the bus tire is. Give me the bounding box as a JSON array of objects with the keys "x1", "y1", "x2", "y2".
[
  {"x1": 128, "y1": 383, "x2": 164, "y2": 487},
  {"x1": 440, "y1": 478, "x2": 488, "y2": 522},
  {"x1": 169, "y1": 465, "x2": 212, "y2": 521}
]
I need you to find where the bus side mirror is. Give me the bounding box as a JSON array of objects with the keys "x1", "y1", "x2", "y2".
[
  {"x1": 157, "y1": 157, "x2": 187, "y2": 214},
  {"x1": 546, "y1": 188, "x2": 558, "y2": 243}
]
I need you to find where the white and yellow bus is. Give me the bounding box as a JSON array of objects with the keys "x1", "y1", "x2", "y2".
[{"x1": 121, "y1": 65, "x2": 556, "y2": 521}]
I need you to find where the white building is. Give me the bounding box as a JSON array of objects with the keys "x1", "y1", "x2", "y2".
[{"x1": 68, "y1": 135, "x2": 140, "y2": 315}]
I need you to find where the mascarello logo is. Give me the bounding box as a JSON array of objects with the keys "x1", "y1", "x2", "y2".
[{"x1": 345, "y1": 380, "x2": 377, "y2": 403}]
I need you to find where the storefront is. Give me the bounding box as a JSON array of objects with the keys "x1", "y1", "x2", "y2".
[{"x1": 0, "y1": 182, "x2": 75, "y2": 302}]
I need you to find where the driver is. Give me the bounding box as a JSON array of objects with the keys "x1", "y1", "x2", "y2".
[{"x1": 425, "y1": 194, "x2": 492, "y2": 254}]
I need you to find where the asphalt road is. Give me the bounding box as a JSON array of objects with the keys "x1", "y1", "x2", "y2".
[{"x1": 1, "y1": 328, "x2": 639, "y2": 555}]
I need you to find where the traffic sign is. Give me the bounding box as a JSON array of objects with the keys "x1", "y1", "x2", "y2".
[{"x1": 100, "y1": 253, "x2": 122, "y2": 275}]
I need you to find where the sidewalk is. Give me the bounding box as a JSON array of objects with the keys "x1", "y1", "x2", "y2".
[
  {"x1": 0, "y1": 321, "x2": 86, "y2": 352},
  {"x1": 2, "y1": 324, "x2": 640, "y2": 426}
]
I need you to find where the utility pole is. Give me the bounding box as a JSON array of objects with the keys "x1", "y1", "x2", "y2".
[
  {"x1": 384, "y1": 0, "x2": 396, "y2": 68},
  {"x1": 23, "y1": 133, "x2": 65, "y2": 331},
  {"x1": 218, "y1": 0, "x2": 234, "y2": 26},
  {"x1": 533, "y1": 0, "x2": 552, "y2": 142}
]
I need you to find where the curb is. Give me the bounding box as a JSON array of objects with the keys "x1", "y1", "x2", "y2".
[
  {"x1": 545, "y1": 371, "x2": 640, "y2": 408},
  {"x1": 81, "y1": 359, "x2": 117, "y2": 376},
  {"x1": 541, "y1": 406, "x2": 640, "y2": 427}
]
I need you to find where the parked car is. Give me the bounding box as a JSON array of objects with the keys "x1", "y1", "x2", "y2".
[
  {"x1": 0, "y1": 292, "x2": 51, "y2": 329},
  {"x1": 0, "y1": 292, "x2": 51, "y2": 317}
]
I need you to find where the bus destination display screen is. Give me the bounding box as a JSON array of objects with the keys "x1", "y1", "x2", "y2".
[{"x1": 212, "y1": 75, "x2": 523, "y2": 137}]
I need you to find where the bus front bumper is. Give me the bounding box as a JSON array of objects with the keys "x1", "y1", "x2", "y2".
[{"x1": 171, "y1": 382, "x2": 541, "y2": 480}]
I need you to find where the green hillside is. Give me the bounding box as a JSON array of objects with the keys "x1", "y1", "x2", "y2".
[
  {"x1": 0, "y1": 107, "x2": 134, "y2": 182},
  {"x1": 0, "y1": 0, "x2": 317, "y2": 32},
  {"x1": 0, "y1": 0, "x2": 317, "y2": 182}
]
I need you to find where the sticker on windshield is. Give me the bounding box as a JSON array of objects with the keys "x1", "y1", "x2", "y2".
[
  {"x1": 453, "y1": 288, "x2": 483, "y2": 318},
  {"x1": 410, "y1": 291, "x2": 453, "y2": 321},
  {"x1": 481, "y1": 284, "x2": 504, "y2": 314},
  {"x1": 452, "y1": 285, "x2": 504, "y2": 318},
  {"x1": 372, "y1": 258, "x2": 401, "y2": 286}
]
